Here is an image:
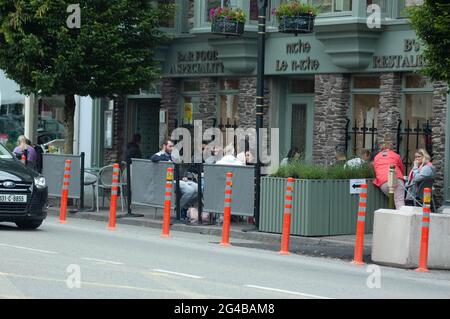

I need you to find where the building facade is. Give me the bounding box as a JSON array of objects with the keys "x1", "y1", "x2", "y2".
[{"x1": 2, "y1": 1, "x2": 447, "y2": 206}]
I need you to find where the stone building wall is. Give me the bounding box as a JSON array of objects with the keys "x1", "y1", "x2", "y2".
[
  {"x1": 431, "y1": 81, "x2": 448, "y2": 206},
  {"x1": 313, "y1": 73, "x2": 351, "y2": 166},
  {"x1": 378, "y1": 72, "x2": 402, "y2": 146}
]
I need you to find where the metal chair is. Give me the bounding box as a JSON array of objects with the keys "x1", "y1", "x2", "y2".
[
  {"x1": 96, "y1": 165, "x2": 124, "y2": 213},
  {"x1": 84, "y1": 171, "x2": 98, "y2": 211}
]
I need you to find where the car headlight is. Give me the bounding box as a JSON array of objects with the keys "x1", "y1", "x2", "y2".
[{"x1": 34, "y1": 176, "x2": 47, "y2": 189}]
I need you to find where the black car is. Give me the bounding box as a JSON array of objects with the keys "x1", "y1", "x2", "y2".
[{"x1": 0, "y1": 143, "x2": 48, "y2": 229}]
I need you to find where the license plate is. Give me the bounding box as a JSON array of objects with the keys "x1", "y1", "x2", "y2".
[{"x1": 0, "y1": 194, "x2": 27, "y2": 203}]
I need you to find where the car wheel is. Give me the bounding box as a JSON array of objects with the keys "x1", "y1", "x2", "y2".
[{"x1": 15, "y1": 220, "x2": 43, "y2": 230}]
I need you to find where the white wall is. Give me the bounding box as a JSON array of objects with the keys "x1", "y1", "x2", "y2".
[{"x1": 78, "y1": 96, "x2": 93, "y2": 168}]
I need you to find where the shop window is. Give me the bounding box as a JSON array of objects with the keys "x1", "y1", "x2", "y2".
[
  {"x1": 405, "y1": 74, "x2": 432, "y2": 89},
  {"x1": 352, "y1": 94, "x2": 379, "y2": 155},
  {"x1": 404, "y1": 93, "x2": 433, "y2": 167},
  {"x1": 183, "y1": 81, "x2": 201, "y2": 92},
  {"x1": 288, "y1": 79, "x2": 315, "y2": 94},
  {"x1": 353, "y1": 76, "x2": 380, "y2": 89}
]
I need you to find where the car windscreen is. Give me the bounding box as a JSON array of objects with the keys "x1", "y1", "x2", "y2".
[{"x1": 0, "y1": 144, "x2": 13, "y2": 159}]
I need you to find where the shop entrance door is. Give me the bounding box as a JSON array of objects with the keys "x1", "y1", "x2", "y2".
[
  {"x1": 286, "y1": 97, "x2": 313, "y2": 161},
  {"x1": 132, "y1": 99, "x2": 160, "y2": 159}
]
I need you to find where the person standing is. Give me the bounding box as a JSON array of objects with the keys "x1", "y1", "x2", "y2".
[
  {"x1": 373, "y1": 141, "x2": 405, "y2": 209},
  {"x1": 124, "y1": 133, "x2": 142, "y2": 163},
  {"x1": 13, "y1": 135, "x2": 37, "y2": 169},
  {"x1": 280, "y1": 147, "x2": 301, "y2": 166}
]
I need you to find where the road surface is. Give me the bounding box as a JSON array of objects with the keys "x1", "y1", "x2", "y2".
[{"x1": 0, "y1": 215, "x2": 449, "y2": 299}]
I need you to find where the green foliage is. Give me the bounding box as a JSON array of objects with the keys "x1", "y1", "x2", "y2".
[
  {"x1": 407, "y1": 0, "x2": 450, "y2": 84},
  {"x1": 0, "y1": 0, "x2": 175, "y2": 97},
  {"x1": 272, "y1": 161, "x2": 375, "y2": 180},
  {"x1": 274, "y1": 0, "x2": 320, "y2": 18},
  {"x1": 210, "y1": 7, "x2": 247, "y2": 23}
]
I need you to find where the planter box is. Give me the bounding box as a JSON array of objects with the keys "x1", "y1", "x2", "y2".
[
  {"x1": 278, "y1": 14, "x2": 315, "y2": 34},
  {"x1": 211, "y1": 17, "x2": 245, "y2": 36},
  {"x1": 260, "y1": 177, "x2": 388, "y2": 237}
]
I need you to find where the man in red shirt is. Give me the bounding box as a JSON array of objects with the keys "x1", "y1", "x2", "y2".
[{"x1": 373, "y1": 141, "x2": 405, "y2": 209}]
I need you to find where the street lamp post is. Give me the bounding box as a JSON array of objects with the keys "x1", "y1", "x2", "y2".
[{"x1": 254, "y1": 0, "x2": 268, "y2": 229}]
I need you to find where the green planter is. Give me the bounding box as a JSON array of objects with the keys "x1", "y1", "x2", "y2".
[{"x1": 259, "y1": 177, "x2": 388, "y2": 237}]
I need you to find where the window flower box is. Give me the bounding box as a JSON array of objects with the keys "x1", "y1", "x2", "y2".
[
  {"x1": 274, "y1": 1, "x2": 318, "y2": 35},
  {"x1": 210, "y1": 7, "x2": 246, "y2": 36}
]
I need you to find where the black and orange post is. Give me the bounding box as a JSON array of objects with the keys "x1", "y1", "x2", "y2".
[
  {"x1": 280, "y1": 177, "x2": 294, "y2": 255},
  {"x1": 108, "y1": 163, "x2": 120, "y2": 231},
  {"x1": 352, "y1": 183, "x2": 368, "y2": 265},
  {"x1": 161, "y1": 167, "x2": 174, "y2": 238},
  {"x1": 59, "y1": 159, "x2": 72, "y2": 224},
  {"x1": 416, "y1": 188, "x2": 432, "y2": 273},
  {"x1": 220, "y1": 172, "x2": 233, "y2": 247}
]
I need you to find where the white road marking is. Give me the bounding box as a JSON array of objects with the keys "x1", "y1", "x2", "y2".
[
  {"x1": 152, "y1": 269, "x2": 204, "y2": 279},
  {"x1": 81, "y1": 258, "x2": 124, "y2": 265},
  {"x1": 244, "y1": 284, "x2": 333, "y2": 299},
  {"x1": 0, "y1": 243, "x2": 58, "y2": 255}
]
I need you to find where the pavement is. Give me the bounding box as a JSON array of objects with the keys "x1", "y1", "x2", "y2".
[{"x1": 1, "y1": 215, "x2": 450, "y2": 299}]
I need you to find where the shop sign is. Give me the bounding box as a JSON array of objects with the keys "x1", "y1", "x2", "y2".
[
  {"x1": 169, "y1": 50, "x2": 225, "y2": 75},
  {"x1": 275, "y1": 39, "x2": 320, "y2": 72},
  {"x1": 372, "y1": 39, "x2": 426, "y2": 69}
]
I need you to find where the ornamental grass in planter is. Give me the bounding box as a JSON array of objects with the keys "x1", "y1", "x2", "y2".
[
  {"x1": 210, "y1": 7, "x2": 246, "y2": 36},
  {"x1": 260, "y1": 162, "x2": 387, "y2": 236},
  {"x1": 274, "y1": 1, "x2": 319, "y2": 35}
]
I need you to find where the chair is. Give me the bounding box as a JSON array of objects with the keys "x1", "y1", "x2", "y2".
[
  {"x1": 96, "y1": 165, "x2": 124, "y2": 213},
  {"x1": 84, "y1": 171, "x2": 98, "y2": 211}
]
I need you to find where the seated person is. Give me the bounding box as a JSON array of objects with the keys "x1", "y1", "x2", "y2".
[
  {"x1": 151, "y1": 140, "x2": 198, "y2": 221},
  {"x1": 345, "y1": 149, "x2": 372, "y2": 169},
  {"x1": 405, "y1": 149, "x2": 435, "y2": 205}
]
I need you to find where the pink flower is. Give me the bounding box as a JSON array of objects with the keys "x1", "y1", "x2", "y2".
[{"x1": 210, "y1": 8, "x2": 215, "y2": 17}]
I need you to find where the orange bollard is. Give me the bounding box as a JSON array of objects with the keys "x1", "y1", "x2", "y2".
[
  {"x1": 220, "y1": 172, "x2": 233, "y2": 247},
  {"x1": 161, "y1": 167, "x2": 174, "y2": 238},
  {"x1": 416, "y1": 188, "x2": 432, "y2": 273},
  {"x1": 352, "y1": 183, "x2": 368, "y2": 265},
  {"x1": 280, "y1": 177, "x2": 295, "y2": 255},
  {"x1": 108, "y1": 164, "x2": 120, "y2": 230},
  {"x1": 59, "y1": 160, "x2": 72, "y2": 224}
]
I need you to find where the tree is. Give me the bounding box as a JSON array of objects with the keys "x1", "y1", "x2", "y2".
[
  {"x1": 408, "y1": 0, "x2": 450, "y2": 84},
  {"x1": 0, "y1": 0, "x2": 173, "y2": 153}
]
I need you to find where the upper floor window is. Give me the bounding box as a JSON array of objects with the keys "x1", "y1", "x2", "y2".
[
  {"x1": 308, "y1": 0, "x2": 352, "y2": 13},
  {"x1": 249, "y1": 0, "x2": 272, "y2": 23},
  {"x1": 155, "y1": 0, "x2": 176, "y2": 28},
  {"x1": 398, "y1": 0, "x2": 424, "y2": 18},
  {"x1": 366, "y1": 0, "x2": 387, "y2": 13}
]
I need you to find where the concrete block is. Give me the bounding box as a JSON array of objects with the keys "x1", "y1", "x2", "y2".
[{"x1": 372, "y1": 209, "x2": 450, "y2": 270}]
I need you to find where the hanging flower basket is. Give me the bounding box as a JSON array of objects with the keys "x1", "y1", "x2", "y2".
[
  {"x1": 210, "y1": 7, "x2": 246, "y2": 36},
  {"x1": 274, "y1": 1, "x2": 318, "y2": 35},
  {"x1": 278, "y1": 14, "x2": 315, "y2": 34}
]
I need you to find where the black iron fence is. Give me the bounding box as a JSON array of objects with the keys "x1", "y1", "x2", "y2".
[{"x1": 346, "y1": 118, "x2": 433, "y2": 174}]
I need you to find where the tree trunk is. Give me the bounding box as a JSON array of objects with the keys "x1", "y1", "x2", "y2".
[{"x1": 64, "y1": 94, "x2": 76, "y2": 154}]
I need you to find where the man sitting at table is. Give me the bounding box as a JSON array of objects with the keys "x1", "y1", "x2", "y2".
[{"x1": 151, "y1": 140, "x2": 198, "y2": 221}]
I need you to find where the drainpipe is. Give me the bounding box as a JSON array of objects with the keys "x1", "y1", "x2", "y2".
[{"x1": 73, "y1": 95, "x2": 81, "y2": 154}]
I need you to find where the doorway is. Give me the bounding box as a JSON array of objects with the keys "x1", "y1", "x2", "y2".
[
  {"x1": 284, "y1": 96, "x2": 314, "y2": 162},
  {"x1": 128, "y1": 98, "x2": 161, "y2": 159}
]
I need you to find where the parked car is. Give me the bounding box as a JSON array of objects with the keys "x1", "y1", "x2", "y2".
[{"x1": 0, "y1": 143, "x2": 48, "y2": 229}]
